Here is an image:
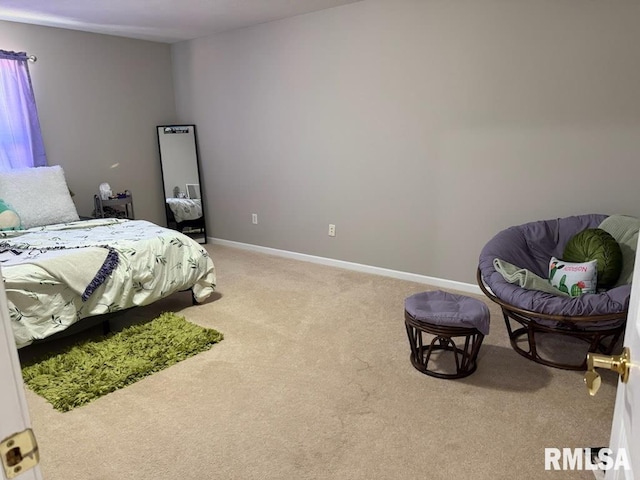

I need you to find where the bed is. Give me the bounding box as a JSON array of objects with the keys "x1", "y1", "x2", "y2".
[
  {"x1": 0, "y1": 165, "x2": 216, "y2": 348},
  {"x1": 165, "y1": 198, "x2": 206, "y2": 235}
]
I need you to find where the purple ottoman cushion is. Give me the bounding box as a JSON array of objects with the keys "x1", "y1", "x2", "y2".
[{"x1": 405, "y1": 290, "x2": 490, "y2": 335}]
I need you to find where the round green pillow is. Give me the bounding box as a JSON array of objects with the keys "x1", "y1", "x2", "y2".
[{"x1": 563, "y1": 228, "x2": 622, "y2": 289}]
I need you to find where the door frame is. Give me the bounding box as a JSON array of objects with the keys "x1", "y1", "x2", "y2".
[{"x1": 0, "y1": 269, "x2": 43, "y2": 480}]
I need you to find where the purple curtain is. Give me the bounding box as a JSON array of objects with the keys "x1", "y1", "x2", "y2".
[{"x1": 0, "y1": 50, "x2": 47, "y2": 170}]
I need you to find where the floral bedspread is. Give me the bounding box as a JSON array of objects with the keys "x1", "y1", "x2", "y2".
[{"x1": 0, "y1": 218, "x2": 216, "y2": 348}]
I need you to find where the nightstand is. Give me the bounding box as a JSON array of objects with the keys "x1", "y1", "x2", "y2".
[{"x1": 94, "y1": 192, "x2": 134, "y2": 219}]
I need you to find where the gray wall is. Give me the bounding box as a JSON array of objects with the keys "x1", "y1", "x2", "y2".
[
  {"x1": 172, "y1": 0, "x2": 640, "y2": 285},
  {"x1": 0, "y1": 20, "x2": 176, "y2": 224},
  {"x1": 3, "y1": 1, "x2": 640, "y2": 286}
]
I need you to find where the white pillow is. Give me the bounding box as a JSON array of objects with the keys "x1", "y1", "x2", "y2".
[
  {"x1": 0, "y1": 166, "x2": 79, "y2": 229},
  {"x1": 549, "y1": 257, "x2": 597, "y2": 297}
]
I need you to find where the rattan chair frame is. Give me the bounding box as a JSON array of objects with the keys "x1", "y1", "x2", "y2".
[{"x1": 476, "y1": 269, "x2": 626, "y2": 370}]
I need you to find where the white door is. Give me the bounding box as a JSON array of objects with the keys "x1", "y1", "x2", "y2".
[
  {"x1": 605, "y1": 237, "x2": 640, "y2": 479},
  {"x1": 0, "y1": 270, "x2": 43, "y2": 480}
]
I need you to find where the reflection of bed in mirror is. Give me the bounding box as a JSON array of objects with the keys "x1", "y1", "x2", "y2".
[{"x1": 165, "y1": 198, "x2": 205, "y2": 237}]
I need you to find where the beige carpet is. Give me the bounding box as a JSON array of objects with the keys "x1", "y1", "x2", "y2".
[{"x1": 23, "y1": 244, "x2": 618, "y2": 480}]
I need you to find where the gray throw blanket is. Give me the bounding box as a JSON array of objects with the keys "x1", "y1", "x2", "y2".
[
  {"x1": 598, "y1": 214, "x2": 640, "y2": 286},
  {"x1": 493, "y1": 258, "x2": 568, "y2": 296}
]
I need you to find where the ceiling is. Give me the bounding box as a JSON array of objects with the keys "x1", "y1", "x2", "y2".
[{"x1": 0, "y1": 0, "x2": 363, "y2": 43}]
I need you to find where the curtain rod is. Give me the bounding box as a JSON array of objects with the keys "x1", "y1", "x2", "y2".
[{"x1": 0, "y1": 51, "x2": 37, "y2": 61}]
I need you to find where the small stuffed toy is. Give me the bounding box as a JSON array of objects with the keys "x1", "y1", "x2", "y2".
[{"x1": 0, "y1": 199, "x2": 22, "y2": 230}]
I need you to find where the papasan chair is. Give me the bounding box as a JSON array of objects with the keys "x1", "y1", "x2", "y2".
[{"x1": 477, "y1": 213, "x2": 638, "y2": 370}]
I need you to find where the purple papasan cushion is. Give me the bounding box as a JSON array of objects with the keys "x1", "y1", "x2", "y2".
[{"x1": 478, "y1": 214, "x2": 631, "y2": 317}]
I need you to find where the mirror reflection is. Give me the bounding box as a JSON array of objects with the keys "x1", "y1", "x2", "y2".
[{"x1": 157, "y1": 125, "x2": 207, "y2": 244}]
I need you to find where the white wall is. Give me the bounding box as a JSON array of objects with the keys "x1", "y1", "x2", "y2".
[
  {"x1": 0, "y1": 20, "x2": 176, "y2": 224},
  {"x1": 172, "y1": 0, "x2": 640, "y2": 284}
]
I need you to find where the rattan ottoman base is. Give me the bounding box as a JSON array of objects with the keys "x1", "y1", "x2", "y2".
[{"x1": 404, "y1": 311, "x2": 485, "y2": 379}]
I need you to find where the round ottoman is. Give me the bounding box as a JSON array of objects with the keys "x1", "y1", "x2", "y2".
[{"x1": 404, "y1": 290, "x2": 490, "y2": 379}]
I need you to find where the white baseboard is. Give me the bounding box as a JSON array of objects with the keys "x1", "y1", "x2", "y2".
[{"x1": 210, "y1": 237, "x2": 481, "y2": 295}]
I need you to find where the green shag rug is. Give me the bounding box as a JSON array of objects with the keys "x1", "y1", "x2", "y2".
[{"x1": 21, "y1": 313, "x2": 223, "y2": 412}]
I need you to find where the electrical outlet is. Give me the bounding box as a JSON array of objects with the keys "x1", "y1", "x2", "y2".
[
  {"x1": 252, "y1": 213, "x2": 258, "y2": 225},
  {"x1": 328, "y1": 224, "x2": 336, "y2": 237}
]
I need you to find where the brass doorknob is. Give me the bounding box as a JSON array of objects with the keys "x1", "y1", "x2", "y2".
[{"x1": 584, "y1": 347, "x2": 630, "y2": 396}]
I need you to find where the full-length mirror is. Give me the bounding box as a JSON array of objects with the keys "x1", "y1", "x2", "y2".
[{"x1": 157, "y1": 125, "x2": 207, "y2": 244}]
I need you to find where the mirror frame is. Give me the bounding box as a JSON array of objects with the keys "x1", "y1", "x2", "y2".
[{"x1": 156, "y1": 124, "x2": 207, "y2": 244}]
